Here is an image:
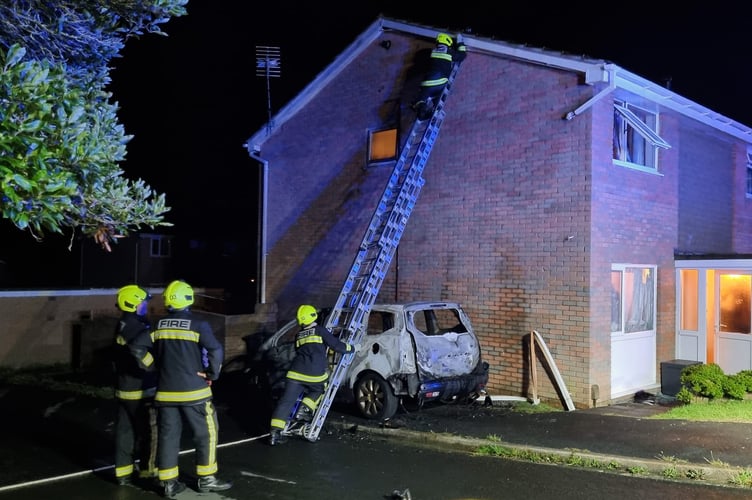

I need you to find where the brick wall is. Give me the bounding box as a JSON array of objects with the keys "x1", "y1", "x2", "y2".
[
  {"x1": 677, "y1": 120, "x2": 735, "y2": 253},
  {"x1": 260, "y1": 34, "x2": 601, "y2": 406}
]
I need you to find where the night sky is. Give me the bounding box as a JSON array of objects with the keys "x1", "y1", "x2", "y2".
[{"x1": 2, "y1": 1, "x2": 749, "y2": 288}]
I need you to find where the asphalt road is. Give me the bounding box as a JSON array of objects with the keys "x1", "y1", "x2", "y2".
[{"x1": 1, "y1": 427, "x2": 751, "y2": 500}]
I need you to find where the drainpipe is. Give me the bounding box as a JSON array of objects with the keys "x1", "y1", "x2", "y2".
[
  {"x1": 563, "y1": 68, "x2": 616, "y2": 120},
  {"x1": 250, "y1": 151, "x2": 268, "y2": 304}
]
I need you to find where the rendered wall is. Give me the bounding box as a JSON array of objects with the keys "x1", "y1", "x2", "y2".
[{"x1": 0, "y1": 290, "x2": 278, "y2": 372}]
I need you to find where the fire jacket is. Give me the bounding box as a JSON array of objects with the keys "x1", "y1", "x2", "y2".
[
  {"x1": 287, "y1": 324, "x2": 352, "y2": 383},
  {"x1": 418, "y1": 40, "x2": 467, "y2": 91},
  {"x1": 113, "y1": 312, "x2": 157, "y2": 400},
  {"x1": 134, "y1": 309, "x2": 224, "y2": 406}
]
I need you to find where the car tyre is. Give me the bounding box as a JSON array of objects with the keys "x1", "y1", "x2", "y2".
[{"x1": 355, "y1": 373, "x2": 398, "y2": 420}]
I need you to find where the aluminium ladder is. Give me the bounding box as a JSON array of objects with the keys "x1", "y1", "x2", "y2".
[{"x1": 302, "y1": 61, "x2": 462, "y2": 442}]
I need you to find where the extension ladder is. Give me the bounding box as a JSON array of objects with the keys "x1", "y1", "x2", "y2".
[{"x1": 303, "y1": 62, "x2": 462, "y2": 442}]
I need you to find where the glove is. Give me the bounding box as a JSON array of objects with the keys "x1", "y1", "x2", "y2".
[{"x1": 350, "y1": 343, "x2": 362, "y2": 353}]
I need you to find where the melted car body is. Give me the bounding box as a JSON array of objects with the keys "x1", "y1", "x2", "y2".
[{"x1": 252, "y1": 301, "x2": 489, "y2": 420}]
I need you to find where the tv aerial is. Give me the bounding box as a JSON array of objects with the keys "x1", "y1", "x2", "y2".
[{"x1": 255, "y1": 46, "x2": 281, "y2": 134}]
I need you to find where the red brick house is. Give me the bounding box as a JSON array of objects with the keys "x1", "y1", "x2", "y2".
[{"x1": 243, "y1": 17, "x2": 752, "y2": 408}]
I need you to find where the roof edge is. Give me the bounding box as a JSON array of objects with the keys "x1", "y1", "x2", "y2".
[{"x1": 244, "y1": 16, "x2": 752, "y2": 154}]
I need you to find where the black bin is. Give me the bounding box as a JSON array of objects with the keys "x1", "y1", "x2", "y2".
[{"x1": 660, "y1": 359, "x2": 702, "y2": 396}]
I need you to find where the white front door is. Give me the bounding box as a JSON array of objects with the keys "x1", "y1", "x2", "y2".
[{"x1": 610, "y1": 265, "x2": 657, "y2": 399}]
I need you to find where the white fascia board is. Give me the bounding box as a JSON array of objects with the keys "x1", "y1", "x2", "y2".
[
  {"x1": 675, "y1": 259, "x2": 752, "y2": 270},
  {"x1": 383, "y1": 18, "x2": 610, "y2": 85}
]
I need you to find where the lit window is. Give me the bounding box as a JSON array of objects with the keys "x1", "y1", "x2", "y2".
[
  {"x1": 368, "y1": 127, "x2": 398, "y2": 164},
  {"x1": 611, "y1": 265, "x2": 656, "y2": 334},
  {"x1": 719, "y1": 273, "x2": 751, "y2": 334},
  {"x1": 613, "y1": 100, "x2": 670, "y2": 171},
  {"x1": 150, "y1": 235, "x2": 171, "y2": 258}
]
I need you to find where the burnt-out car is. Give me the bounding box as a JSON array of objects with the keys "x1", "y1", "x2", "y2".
[{"x1": 248, "y1": 301, "x2": 489, "y2": 420}]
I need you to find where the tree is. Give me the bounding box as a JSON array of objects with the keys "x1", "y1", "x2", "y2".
[{"x1": 0, "y1": 0, "x2": 189, "y2": 251}]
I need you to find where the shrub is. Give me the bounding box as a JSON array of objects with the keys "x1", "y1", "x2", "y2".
[
  {"x1": 678, "y1": 363, "x2": 752, "y2": 401},
  {"x1": 675, "y1": 386, "x2": 693, "y2": 404},
  {"x1": 722, "y1": 376, "x2": 748, "y2": 400},
  {"x1": 680, "y1": 363, "x2": 726, "y2": 400},
  {"x1": 735, "y1": 370, "x2": 752, "y2": 392}
]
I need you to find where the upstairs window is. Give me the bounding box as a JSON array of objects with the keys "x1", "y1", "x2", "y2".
[
  {"x1": 746, "y1": 147, "x2": 752, "y2": 197},
  {"x1": 613, "y1": 100, "x2": 670, "y2": 171},
  {"x1": 149, "y1": 235, "x2": 171, "y2": 258},
  {"x1": 367, "y1": 127, "x2": 398, "y2": 165}
]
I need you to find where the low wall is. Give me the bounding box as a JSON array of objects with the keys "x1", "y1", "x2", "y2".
[{"x1": 0, "y1": 289, "x2": 279, "y2": 371}]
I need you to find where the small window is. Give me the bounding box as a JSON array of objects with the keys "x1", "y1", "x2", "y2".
[
  {"x1": 149, "y1": 235, "x2": 171, "y2": 258},
  {"x1": 367, "y1": 127, "x2": 398, "y2": 164},
  {"x1": 611, "y1": 264, "x2": 656, "y2": 334},
  {"x1": 613, "y1": 100, "x2": 670, "y2": 171},
  {"x1": 746, "y1": 148, "x2": 752, "y2": 197},
  {"x1": 367, "y1": 311, "x2": 393, "y2": 335}
]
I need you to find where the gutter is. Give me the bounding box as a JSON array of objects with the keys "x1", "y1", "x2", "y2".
[
  {"x1": 250, "y1": 151, "x2": 268, "y2": 304},
  {"x1": 563, "y1": 67, "x2": 617, "y2": 120}
]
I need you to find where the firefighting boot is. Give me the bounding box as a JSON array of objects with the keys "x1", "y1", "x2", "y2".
[
  {"x1": 293, "y1": 405, "x2": 313, "y2": 422},
  {"x1": 197, "y1": 475, "x2": 233, "y2": 493},
  {"x1": 268, "y1": 429, "x2": 287, "y2": 446},
  {"x1": 116, "y1": 475, "x2": 133, "y2": 487},
  {"x1": 163, "y1": 479, "x2": 186, "y2": 498}
]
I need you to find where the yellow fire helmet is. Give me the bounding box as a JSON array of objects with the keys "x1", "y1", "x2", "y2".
[
  {"x1": 436, "y1": 33, "x2": 453, "y2": 47},
  {"x1": 117, "y1": 285, "x2": 150, "y2": 312},
  {"x1": 163, "y1": 280, "x2": 194, "y2": 310},
  {"x1": 297, "y1": 304, "x2": 318, "y2": 326}
]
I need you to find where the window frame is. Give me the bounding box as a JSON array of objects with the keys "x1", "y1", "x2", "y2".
[
  {"x1": 610, "y1": 264, "x2": 657, "y2": 336},
  {"x1": 149, "y1": 235, "x2": 171, "y2": 258},
  {"x1": 746, "y1": 147, "x2": 752, "y2": 198},
  {"x1": 367, "y1": 126, "x2": 399, "y2": 165},
  {"x1": 613, "y1": 100, "x2": 670, "y2": 172}
]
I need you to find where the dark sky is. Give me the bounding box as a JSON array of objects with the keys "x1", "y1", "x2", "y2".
[{"x1": 3, "y1": 1, "x2": 750, "y2": 287}]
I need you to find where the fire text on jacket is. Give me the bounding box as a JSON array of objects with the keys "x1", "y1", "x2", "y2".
[{"x1": 157, "y1": 318, "x2": 191, "y2": 330}]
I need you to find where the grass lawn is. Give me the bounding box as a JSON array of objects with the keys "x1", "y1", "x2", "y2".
[{"x1": 652, "y1": 398, "x2": 752, "y2": 423}]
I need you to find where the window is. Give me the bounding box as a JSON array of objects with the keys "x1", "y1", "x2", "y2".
[
  {"x1": 149, "y1": 235, "x2": 171, "y2": 258},
  {"x1": 611, "y1": 265, "x2": 656, "y2": 334},
  {"x1": 411, "y1": 307, "x2": 467, "y2": 336},
  {"x1": 367, "y1": 310, "x2": 393, "y2": 335},
  {"x1": 367, "y1": 127, "x2": 398, "y2": 164},
  {"x1": 613, "y1": 100, "x2": 670, "y2": 170},
  {"x1": 679, "y1": 269, "x2": 699, "y2": 331},
  {"x1": 746, "y1": 148, "x2": 752, "y2": 197},
  {"x1": 719, "y1": 273, "x2": 751, "y2": 334}
]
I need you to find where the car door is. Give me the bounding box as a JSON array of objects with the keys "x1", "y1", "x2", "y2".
[
  {"x1": 407, "y1": 305, "x2": 481, "y2": 379},
  {"x1": 348, "y1": 305, "x2": 416, "y2": 384}
]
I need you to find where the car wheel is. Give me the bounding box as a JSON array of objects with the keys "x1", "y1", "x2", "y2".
[{"x1": 355, "y1": 373, "x2": 398, "y2": 420}]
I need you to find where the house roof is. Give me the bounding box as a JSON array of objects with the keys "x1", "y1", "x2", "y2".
[{"x1": 244, "y1": 16, "x2": 752, "y2": 154}]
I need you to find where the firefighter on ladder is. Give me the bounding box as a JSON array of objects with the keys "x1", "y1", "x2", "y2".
[
  {"x1": 412, "y1": 32, "x2": 467, "y2": 121},
  {"x1": 268, "y1": 304, "x2": 360, "y2": 445}
]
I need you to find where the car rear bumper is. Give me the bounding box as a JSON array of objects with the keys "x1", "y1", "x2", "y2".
[{"x1": 418, "y1": 361, "x2": 489, "y2": 402}]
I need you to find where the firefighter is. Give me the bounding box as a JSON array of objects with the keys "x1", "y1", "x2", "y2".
[
  {"x1": 268, "y1": 304, "x2": 359, "y2": 446},
  {"x1": 133, "y1": 279, "x2": 232, "y2": 498},
  {"x1": 112, "y1": 284, "x2": 157, "y2": 487},
  {"x1": 412, "y1": 32, "x2": 467, "y2": 121}
]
